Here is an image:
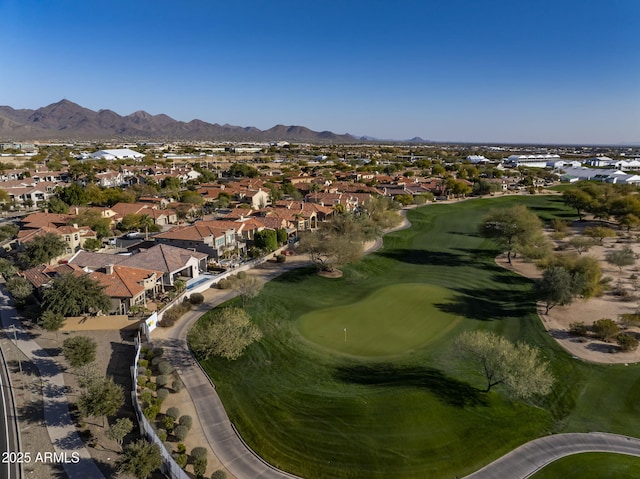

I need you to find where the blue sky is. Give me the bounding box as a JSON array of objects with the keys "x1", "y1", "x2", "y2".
[{"x1": 1, "y1": 0, "x2": 638, "y2": 144}]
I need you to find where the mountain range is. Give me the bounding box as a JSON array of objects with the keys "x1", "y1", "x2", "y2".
[{"x1": 0, "y1": 99, "x2": 402, "y2": 143}]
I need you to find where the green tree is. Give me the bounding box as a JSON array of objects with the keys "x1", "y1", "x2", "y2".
[
  {"x1": 536, "y1": 266, "x2": 578, "y2": 314},
  {"x1": 38, "y1": 310, "x2": 65, "y2": 338},
  {"x1": 254, "y1": 229, "x2": 278, "y2": 252},
  {"x1": 43, "y1": 273, "x2": 112, "y2": 316},
  {"x1": 0, "y1": 258, "x2": 17, "y2": 278},
  {"x1": 455, "y1": 330, "x2": 554, "y2": 399},
  {"x1": 47, "y1": 196, "x2": 69, "y2": 214},
  {"x1": 583, "y1": 226, "x2": 616, "y2": 244},
  {"x1": 78, "y1": 376, "x2": 124, "y2": 427},
  {"x1": 74, "y1": 209, "x2": 112, "y2": 238},
  {"x1": 63, "y1": 335, "x2": 97, "y2": 368},
  {"x1": 20, "y1": 232, "x2": 67, "y2": 266},
  {"x1": 568, "y1": 236, "x2": 596, "y2": 255},
  {"x1": 82, "y1": 238, "x2": 102, "y2": 251},
  {"x1": 562, "y1": 188, "x2": 592, "y2": 220},
  {"x1": 188, "y1": 307, "x2": 262, "y2": 361},
  {"x1": 107, "y1": 417, "x2": 133, "y2": 450},
  {"x1": 116, "y1": 439, "x2": 162, "y2": 479},
  {"x1": 5, "y1": 276, "x2": 33, "y2": 306},
  {"x1": 479, "y1": 205, "x2": 544, "y2": 264},
  {"x1": 58, "y1": 183, "x2": 89, "y2": 206},
  {"x1": 605, "y1": 246, "x2": 637, "y2": 272}
]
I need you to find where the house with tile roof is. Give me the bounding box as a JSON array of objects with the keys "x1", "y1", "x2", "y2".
[
  {"x1": 154, "y1": 223, "x2": 246, "y2": 261},
  {"x1": 69, "y1": 244, "x2": 207, "y2": 287}
]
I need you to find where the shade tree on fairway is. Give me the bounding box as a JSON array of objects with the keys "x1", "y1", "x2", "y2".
[
  {"x1": 455, "y1": 330, "x2": 554, "y2": 399},
  {"x1": 188, "y1": 307, "x2": 262, "y2": 360},
  {"x1": 479, "y1": 205, "x2": 549, "y2": 264},
  {"x1": 536, "y1": 266, "x2": 583, "y2": 314}
]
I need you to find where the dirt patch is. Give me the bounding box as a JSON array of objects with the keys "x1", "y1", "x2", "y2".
[{"x1": 502, "y1": 223, "x2": 640, "y2": 364}]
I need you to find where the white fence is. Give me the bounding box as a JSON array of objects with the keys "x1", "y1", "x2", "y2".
[{"x1": 131, "y1": 334, "x2": 190, "y2": 479}]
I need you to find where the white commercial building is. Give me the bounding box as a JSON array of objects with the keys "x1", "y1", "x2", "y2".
[
  {"x1": 506, "y1": 154, "x2": 561, "y2": 168},
  {"x1": 90, "y1": 148, "x2": 144, "y2": 161}
]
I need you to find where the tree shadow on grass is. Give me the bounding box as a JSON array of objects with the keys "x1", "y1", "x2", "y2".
[
  {"x1": 378, "y1": 249, "x2": 468, "y2": 267},
  {"x1": 334, "y1": 363, "x2": 487, "y2": 408},
  {"x1": 436, "y1": 287, "x2": 535, "y2": 321}
]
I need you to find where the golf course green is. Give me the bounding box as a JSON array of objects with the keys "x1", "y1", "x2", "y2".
[
  {"x1": 195, "y1": 195, "x2": 640, "y2": 479},
  {"x1": 297, "y1": 283, "x2": 461, "y2": 356}
]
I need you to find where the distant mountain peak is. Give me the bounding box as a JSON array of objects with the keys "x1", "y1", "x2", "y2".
[{"x1": 0, "y1": 100, "x2": 368, "y2": 143}]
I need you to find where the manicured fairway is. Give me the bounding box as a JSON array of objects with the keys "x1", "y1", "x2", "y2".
[
  {"x1": 531, "y1": 453, "x2": 640, "y2": 479},
  {"x1": 195, "y1": 195, "x2": 640, "y2": 479},
  {"x1": 297, "y1": 283, "x2": 461, "y2": 356}
]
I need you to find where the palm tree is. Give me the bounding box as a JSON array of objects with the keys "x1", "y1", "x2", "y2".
[{"x1": 139, "y1": 214, "x2": 154, "y2": 240}]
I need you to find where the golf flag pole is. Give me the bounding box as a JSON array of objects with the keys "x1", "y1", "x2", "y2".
[{"x1": 344, "y1": 328, "x2": 347, "y2": 342}]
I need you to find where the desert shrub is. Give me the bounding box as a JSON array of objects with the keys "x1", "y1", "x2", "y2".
[
  {"x1": 138, "y1": 359, "x2": 148, "y2": 368},
  {"x1": 147, "y1": 381, "x2": 157, "y2": 391},
  {"x1": 173, "y1": 425, "x2": 189, "y2": 441},
  {"x1": 172, "y1": 378, "x2": 184, "y2": 392},
  {"x1": 172, "y1": 452, "x2": 188, "y2": 468},
  {"x1": 189, "y1": 293, "x2": 204, "y2": 305},
  {"x1": 276, "y1": 254, "x2": 286, "y2": 263},
  {"x1": 163, "y1": 415, "x2": 175, "y2": 431},
  {"x1": 137, "y1": 376, "x2": 148, "y2": 388},
  {"x1": 157, "y1": 388, "x2": 170, "y2": 401},
  {"x1": 178, "y1": 415, "x2": 193, "y2": 430},
  {"x1": 592, "y1": 318, "x2": 620, "y2": 342},
  {"x1": 569, "y1": 321, "x2": 589, "y2": 336},
  {"x1": 144, "y1": 404, "x2": 160, "y2": 421},
  {"x1": 166, "y1": 407, "x2": 180, "y2": 420},
  {"x1": 157, "y1": 428, "x2": 167, "y2": 441},
  {"x1": 211, "y1": 470, "x2": 227, "y2": 479},
  {"x1": 140, "y1": 390, "x2": 153, "y2": 404},
  {"x1": 137, "y1": 366, "x2": 147, "y2": 377},
  {"x1": 156, "y1": 375, "x2": 170, "y2": 388},
  {"x1": 158, "y1": 318, "x2": 175, "y2": 328},
  {"x1": 236, "y1": 271, "x2": 247, "y2": 279},
  {"x1": 217, "y1": 279, "x2": 232, "y2": 290},
  {"x1": 617, "y1": 333, "x2": 639, "y2": 352},
  {"x1": 193, "y1": 457, "x2": 207, "y2": 478},
  {"x1": 190, "y1": 447, "x2": 208, "y2": 460},
  {"x1": 151, "y1": 356, "x2": 164, "y2": 367},
  {"x1": 152, "y1": 347, "x2": 164, "y2": 358},
  {"x1": 176, "y1": 443, "x2": 186, "y2": 454},
  {"x1": 157, "y1": 360, "x2": 173, "y2": 375}
]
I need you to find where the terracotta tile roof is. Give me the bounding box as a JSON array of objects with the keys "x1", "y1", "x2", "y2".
[
  {"x1": 155, "y1": 224, "x2": 228, "y2": 241},
  {"x1": 21, "y1": 212, "x2": 71, "y2": 229},
  {"x1": 20, "y1": 263, "x2": 84, "y2": 288},
  {"x1": 119, "y1": 244, "x2": 207, "y2": 274}
]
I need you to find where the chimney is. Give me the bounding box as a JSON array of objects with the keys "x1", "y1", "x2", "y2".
[{"x1": 105, "y1": 264, "x2": 114, "y2": 275}]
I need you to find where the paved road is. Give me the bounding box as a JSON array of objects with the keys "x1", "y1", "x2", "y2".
[
  {"x1": 0, "y1": 287, "x2": 105, "y2": 479},
  {"x1": 0, "y1": 347, "x2": 20, "y2": 479},
  {"x1": 463, "y1": 432, "x2": 640, "y2": 478}
]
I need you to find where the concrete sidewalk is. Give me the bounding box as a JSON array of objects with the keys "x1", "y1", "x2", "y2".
[
  {"x1": 153, "y1": 259, "x2": 308, "y2": 479},
  {"x1": 0, "y1": 287, "x2": 105, "y2": 479}
]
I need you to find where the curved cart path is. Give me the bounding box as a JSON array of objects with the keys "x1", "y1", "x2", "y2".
[{"x1": 155, "y1": 207, "x2": 640, "y2": 479}]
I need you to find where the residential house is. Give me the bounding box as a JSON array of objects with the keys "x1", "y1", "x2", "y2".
[
  {"x1": 154, "y1": 223, "x2": 244, "y2": 262},
  {"x1": 69, "y1": 244, "x2": 208, "y2": 287}
]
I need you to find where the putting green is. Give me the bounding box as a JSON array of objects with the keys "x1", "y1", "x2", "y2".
[{"x1": 297, "y1": 283, "x2": 462, "y2": 357}]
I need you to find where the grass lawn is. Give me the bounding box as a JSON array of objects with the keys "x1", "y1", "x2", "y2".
[
  {"x1": 196, "y1": 194, "x2": 640, "y2": 479},
  {"x1": 297, "y1": 284, "x2": 462, "y2": 356},
  {"x1": 531, "y1": 453, "x2": 640, "y2": 479}
]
